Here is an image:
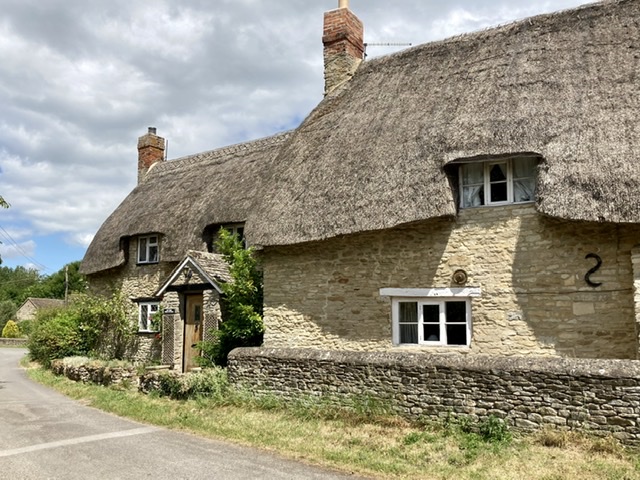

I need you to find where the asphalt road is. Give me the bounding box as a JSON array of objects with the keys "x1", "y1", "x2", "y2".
[{"x1": 0, "y1": 348, "x2": 364, "y2": 480}]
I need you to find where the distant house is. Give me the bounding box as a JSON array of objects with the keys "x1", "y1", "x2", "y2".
[
  {"x1": 16, "y1": 298, "x2": 65, "y2": 322},
  {"x1": 82, "y1": 0, "x2": 640, "y2": 370}
]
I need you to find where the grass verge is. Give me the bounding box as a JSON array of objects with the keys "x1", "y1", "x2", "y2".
[{"x1": 25, "y1": 363, "x2": 640, "y2": 480}]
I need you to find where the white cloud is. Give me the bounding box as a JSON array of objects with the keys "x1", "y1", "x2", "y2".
[
  {"x1": 0, "y1": 0, "x2": 589, "y2": 271},
  {"x1": 68, "y1": 233, "x2": 95, "y2": 249},
  {"x1": 0, "y1": 239, "x2": 36, "y2": 261}
]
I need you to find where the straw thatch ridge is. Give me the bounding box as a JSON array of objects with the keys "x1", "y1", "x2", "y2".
[
  {"x1": 80, "y1": 132, "x2": 291, "y2": 275},
  {"x1": 247, "y1": 0, "x2": 640, "y2": 247}
]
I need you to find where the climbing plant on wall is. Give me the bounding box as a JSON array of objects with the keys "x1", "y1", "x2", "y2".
[{"x1": 198, "y1": 228, "x2": 264, "y2": 366}]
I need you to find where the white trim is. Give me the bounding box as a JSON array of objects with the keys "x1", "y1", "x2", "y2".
[
  {"x1": 380, "y1": 287, "x2": 481, "y2": 298},
  {"x1": 389, "y1": 297, "x2": 472, "y2": 347},
  {"x1": 137, "y1": 235, "x2": 159, "y2": 264},
  {"x1": 459, "y1": 157, "x2": 536, "y2": 208},
  {"x1": 138, "y1": 301, "x2": 159, "y2": 332}
]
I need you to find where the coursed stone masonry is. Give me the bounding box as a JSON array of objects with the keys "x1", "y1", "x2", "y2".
[
  {"x1": 88, "y1": 239, "x2": 222, "y2": 367},
  {"x1": 263, "y1": 205, "x2": 640, "y2": 359},
  {"x1": 229, "y1": 347, "x2": 640, "y2": 445}
]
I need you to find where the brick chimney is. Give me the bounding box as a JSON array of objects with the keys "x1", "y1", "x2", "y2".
[
  {"x1": 323, "y1": 0, "x2": 364, "y2": 95},
  {"x1": 137, "y1": 127, "x2": 165, "y2": 184}
]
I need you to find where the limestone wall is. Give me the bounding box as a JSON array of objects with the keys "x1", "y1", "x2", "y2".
[
  {"x1": 632, "y1": 247, "x2": 640, "y2": 352},
  {"x1": 86, "y1": 251, "x2": 176, "y2": 305},
  {"x1": 229, "y1": 347, "x2": 640, "y2": 445},
  {"x1": 87, "y1": 239, "x2": 179, "y2": 365},
  {"x1": 86, "y1": 241, "x2": 225, "y2": 369},
  {"x1": 263, "y1": 205, "x2": 640, "y2": 359},
  {"x1": 15, "y1": 302, "x2": 36, "y2": 322}
]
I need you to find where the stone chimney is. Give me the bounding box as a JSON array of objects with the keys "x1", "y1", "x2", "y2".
[
  {"x1": 322, "y1": 0, "x2": 364, "y2": 95},
  {"x1": 137, "y1": 127, "x2": 165, "y2": 184}
]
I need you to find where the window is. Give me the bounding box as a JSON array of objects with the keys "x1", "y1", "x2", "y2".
[
  {"x1": 205, "y1": 223, "x2": 247, "y2": 252},
  {"x1": 138, "y1": 302, "x2": 159, "y2": 332},
  {"x1": 138, "y1": 235, "x2": 159, "y2": 264},
  {"x1": 380, "y1": 288, "x2": 480, "y2": 347},
  {"x1": 221, "y1": 223, "x2": 245, "y2": 248},
  {"x1": 460, "y1": 157, "x2": 536, "y2": 208}
]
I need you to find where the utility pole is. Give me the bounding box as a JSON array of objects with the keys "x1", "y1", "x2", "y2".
[{"x1": 64, "y1": 265, "x2": 69, "y2": 306}]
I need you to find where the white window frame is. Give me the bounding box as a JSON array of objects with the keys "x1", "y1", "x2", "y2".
[
  {"x1": 380, "y1": 288, "x2": 480, "y2": 347},
  {"x1": 138, "y1": 235, "x2": 159, "y2": 264},
  {"x1": 459, "y1": 158, "x2": 536, "y2": 208},
  {"x1": 138, "y1": 302, "x2": 160, "y2": 332}
]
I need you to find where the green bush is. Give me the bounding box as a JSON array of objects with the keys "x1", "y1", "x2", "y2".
[
  {"x1": 27, "y1": 292, "x2": 137, "y2": 367},
  {"x1": 17, "y1": 319, "x2": 33, "y2": 337},
  {"x1": 0, "y1": 300, "x2": 17, "y2": 334},
  {"x1": 1, "y1": 319, "x2": 20, "y2": 338},
  {"x1": 478, "y1": 415, "x2": 511, "y2": 443},
  {"x1": 28, "y1": 311, "x2": 84, "y2": 367},
  {"x1": 197, "y1": 228, "x2": 264, "y2": 366},
  {"x1": 156, "y1": 367, "x2": 229, "y2": 400}
]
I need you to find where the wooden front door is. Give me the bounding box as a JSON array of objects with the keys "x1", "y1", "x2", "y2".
[{"x1": 183, "y1": 294, "x2": 204, "y2": 372}]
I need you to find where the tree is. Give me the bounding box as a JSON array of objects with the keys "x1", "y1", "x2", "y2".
[
  {"x1": 0, "y1": 300, "x2": 18, "y2": 334},
  {"x1": 198, "y1": 228, "x2": 264, "y2": 366},
  {"x1": 26, "y1": 261, "x2": 87, "y2": 299},
  {"x1": 0, "y1": 266, "x2": 42, "y2": 305}
]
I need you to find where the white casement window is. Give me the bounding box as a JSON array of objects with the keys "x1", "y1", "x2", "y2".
[
  {"x1": 138, "y1": 235, "x2": 159, "y2": 264},
  {"x1": 138, "y1": 302, "x2": 159, "y2": 332},
  {"x1": 460, "y1": 157, "x2": 537, "y2": 208},
  {"x1": 380, "y1": 288, "x2": 480, "y2": 347}
]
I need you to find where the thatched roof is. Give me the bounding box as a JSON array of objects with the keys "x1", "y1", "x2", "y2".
[
  {"x1": 247, "y1": 0, "x2": 640, "y2": 247},
  {"x1": 80, "y1": 132, "x2": 291, "y2": 275}
]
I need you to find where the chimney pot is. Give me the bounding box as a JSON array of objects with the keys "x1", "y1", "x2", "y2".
[
  {"x1": 339, "y1": 0, "x2": 349, "y2": 8},
  {"x1": 148, "y1": 127, "x2": 157, "y2": 134}
]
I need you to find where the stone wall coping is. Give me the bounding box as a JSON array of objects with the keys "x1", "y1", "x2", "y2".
[
  {"x1": 0, "y1": 338, "x2": 28, "y2": 347},
  {"x1": 229, "y1": 347, "x2": 640, "y2": 379}
]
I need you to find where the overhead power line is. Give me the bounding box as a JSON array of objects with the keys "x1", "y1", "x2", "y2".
[{"x1": 0, "y1": 226, "x2": 49, "y2": 272}]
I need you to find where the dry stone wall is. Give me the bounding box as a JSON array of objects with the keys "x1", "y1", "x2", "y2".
[
  {"x1": 263, "y1": 205, "x2": 640, "y2": 359},
  {"x1": 229, "y1": 347, "x2": 640, "y2": 445}
]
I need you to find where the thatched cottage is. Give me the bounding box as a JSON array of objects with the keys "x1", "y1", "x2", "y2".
[
  {"x1": 82, "y1": 0, "x2": 640, "y2": 372},
  {"x1": 80, "y1": 131, "x2": 290, "y2": 370}
]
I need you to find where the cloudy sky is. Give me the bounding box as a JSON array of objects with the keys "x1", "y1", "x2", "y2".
[{"x1": 0, "y1": 0, "x2": 590, "y2": 275}]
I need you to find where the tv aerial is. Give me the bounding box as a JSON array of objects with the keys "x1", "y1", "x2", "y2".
[{"x1": 363, "y1": 42, "x2": 412, "y2": 58}]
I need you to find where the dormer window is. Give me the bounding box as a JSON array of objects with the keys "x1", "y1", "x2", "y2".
[
  {"x1": 204, "y1": 223, "x2": 247, "y2": 253},
  {"x1": 138, "y1": 235, "x2": 159, "y2": 264},
  {"x1": 223, "y1": 224, "x2": 245, "y2": 243},
  {"x1": 460, "y1": 157, "x2": 537, "y2": 208}
]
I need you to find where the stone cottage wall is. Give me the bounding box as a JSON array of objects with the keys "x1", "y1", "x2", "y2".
[
  {"x1": 86, "y1": 238, "x2": 177, "y2": 364},
  {"x1": 229, "y1": 347, "x2": 640, "y2": 445},
  {"x1": 263, "y1": 205, "x2": 640, "y2": 359},
  {"x1": 15, "y1": 301, "x2": 36, "y2": 322}
]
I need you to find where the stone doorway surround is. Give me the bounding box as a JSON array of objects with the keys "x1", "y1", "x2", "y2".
[{"x1": 154, "y1": 250, "x2": 230, "y2": 371}]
